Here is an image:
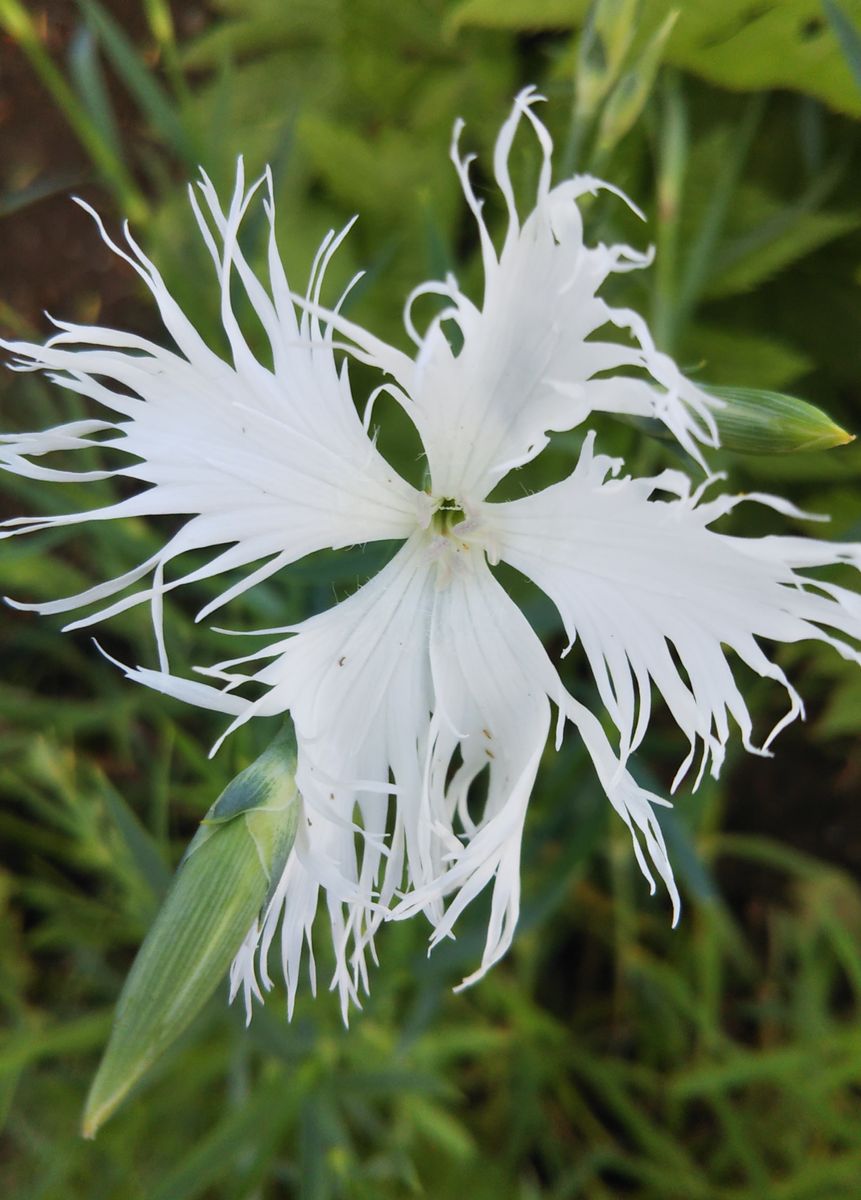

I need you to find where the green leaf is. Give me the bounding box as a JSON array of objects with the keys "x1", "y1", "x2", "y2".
[
  {"x1": 180, "y1": 0, "x2": 333, "y2": 69},
  {"x1": 82, "y1": 724, "x2": 300, "y2": 1137},
  {"x1": 0, "y1": 0, "x2": 146, "y2": 219},
  {"x1": 673, "y1": 98, "x2": 765, "y2": 342},
  {"x1": 823, "y1": 1, "x2": 861, "y2": 94},
  {"x1": 297, "y1": 113, "x2": 449, "y2": 225},
  {"x1": 656, "y1": 0, "x2": 861, "y2": 116},
  {"x1": 0, "y1": 1011, "x2": 112, "y2": 1077},
  {"x1": 452, "y1": 1, "x2": 861, "y2": 115},
  {"x1": 100, "y1": 779, "x2": 171, "y2": 899},
  {"x1": 818, "y1": 674, "x2": 861, "y2": 737},
  {"x1": 447, "y1": 0, "x2": 581, "y2": 33},
  {"x1": 680, "y1": 326, "x2": 813, "y2": 391},
  {"x1": 67, "y1": 25, "x2": 123, "y2": 163},
  {"x1": 704, "y1": 188, "x2": 859, "y2": 300},
  {"x1": 148, "y1": 1072, "x2": 298, "y2": 1200},
  {"x1": 78, "y1": 0, "x2": 201, "y2": 170},
  {"x1": 0, "y1": 171, "x2": 88, "y2": 218}
]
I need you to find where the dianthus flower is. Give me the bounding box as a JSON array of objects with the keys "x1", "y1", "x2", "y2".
[{"x1": 2, "y1": 89, "x2": 860, "y2": 1017}]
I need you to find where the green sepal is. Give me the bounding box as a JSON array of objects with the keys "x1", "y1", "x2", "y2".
[
  {"x1": 183, "y1": 724, "x2": 298, "y2": 858},
  {"x1": 82, "y1": 723, "x2": 300, "y2": 1139}
]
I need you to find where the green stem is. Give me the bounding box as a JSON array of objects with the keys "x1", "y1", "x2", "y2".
[{"x1": 673, "y1": 93, "x2": 766, "y2": 347}]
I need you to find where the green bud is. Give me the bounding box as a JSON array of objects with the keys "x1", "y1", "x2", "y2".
[
  {"x1": 594, "y1": 11, "x2": 677, "y2": 159},
  {"x1": 595, "y1": 0, "x2": 641, "y2": 75},
  {"x1": 707, "y1": 386, "x2": 855, "y2": 455},
  {"x1": 82, "y1": 724, "x2": 300, "y2": 1138},
  {"x1": 576, "y1": 0, "x2": 642, "y2": 120},
  {"x1": 616, "y1": 387, "x2": 854, "y2": 457}
]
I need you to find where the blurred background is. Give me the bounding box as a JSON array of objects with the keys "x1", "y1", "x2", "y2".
[{"x1": 2, "y1": 1, "x2": 861, "y2": 1196}]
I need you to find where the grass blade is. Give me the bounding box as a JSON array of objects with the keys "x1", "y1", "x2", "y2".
[{"x1": 0, "y1": 0, "x2": 146, "y2": 219}]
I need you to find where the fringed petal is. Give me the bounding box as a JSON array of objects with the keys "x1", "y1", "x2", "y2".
[
  {"x1": 490, "y1": 432, "x2": 861, "y2": 790},
  {"x1": 0, "y1": 161, "x2": 420, "y2": 656},
  {"x1": 388, "y1": 87, "x2": 719, "y2": 498}
]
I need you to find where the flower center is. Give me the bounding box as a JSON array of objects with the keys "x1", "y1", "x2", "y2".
[
  {"x1": 420, "y1": 494, "x2": 499, "y2": 584},
  {"x1": 431, "y1": 498, "x2": 467, "y2": 535}
]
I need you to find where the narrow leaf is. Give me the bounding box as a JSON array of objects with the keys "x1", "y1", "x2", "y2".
[
  {"x1": 0, "y1": 0, "x2": 146, "y2": 218},
  {"x1": 824, "y1": 0, "x2": 861, "y2": 95},
  {"x1": 68, "y1": 25, "x2": 123, "y2": 162},
  {"x1": 79, "y1": 0, "x2": 200, "y2": 169}
]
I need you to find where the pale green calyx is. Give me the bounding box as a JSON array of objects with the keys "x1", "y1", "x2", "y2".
[
  {"x1": 706, "y1": 386, "x2": 855, "y2": 455},
  {"x1": 82, "y1": 723, "x2": 300, "y2": 1139},
  {"x1": 620, "y1": 386, "x2": 854, "y2": 456}
]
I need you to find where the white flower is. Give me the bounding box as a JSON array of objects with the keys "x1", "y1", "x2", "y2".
[{"x1": 2, "y1": 88, "x2": 860, "y2": 1019}]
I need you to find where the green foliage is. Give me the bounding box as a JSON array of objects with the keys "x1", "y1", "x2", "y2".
[
  {"x1": 826, "y1": 0, "x2": 861, "y2": 95},
  {"x1": 77, "y1": 0, "x2": 201, "y2": 171},
  {"x1": 0, "y1": 0, "x2": 146, "y2": 219},
  {"x1": 703, "y1": 183, "x2": 860, "y2": 301},
  {"x1": 2, "y1": 0, "x2": 861, "y2": 1195},
  {"x1": 452, "y1": 0, "x2": 861, "y2": 115},
  {"x1": 679, "y1": 326, "x2": 814, "y2": 390}
]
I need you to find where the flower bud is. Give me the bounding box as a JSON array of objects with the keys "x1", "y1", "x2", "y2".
[
  {"x1": 576, "y1": 0, "x2": 642, "y2": 120},
  {"x1": 707, "y1": 386, "x2": 855, "y2": 455},
  {"x1": 618, "y1": 386, "x2": 854, "y2": 456},
  {"x1": 82, "y1": 724, "x2": 299, "y2": 1138},
  {"x1": 594, "y1": 11, "x2": 677, "y2": 158}
]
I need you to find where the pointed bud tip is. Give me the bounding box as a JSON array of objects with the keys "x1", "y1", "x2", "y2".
[
  {"x1": 705, "y1": 387, "x2": 856, "y2": 456},
  {"x1": 81, "y1": 1111, "x2": 100, "y2": 1140},
  {"x1": 799, "y1": 421, "x2": 855, "y2": 451},
  {"x1": 81, "y1": 1042, "x2": 154, "y2": 1138},
  {"x1": 80, "y1": 1086, "x2": 120, "y2": 1140}
]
